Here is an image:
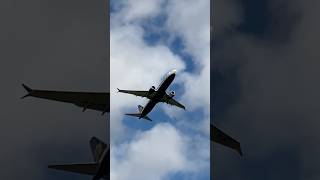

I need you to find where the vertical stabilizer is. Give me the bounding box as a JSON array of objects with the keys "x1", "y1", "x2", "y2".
[
  {"x1": 90, "y1": 137, "x2": 107, "y2": 162},
  {"x1": 138, "y1": 105, "x2": 143, "y2": 113}
]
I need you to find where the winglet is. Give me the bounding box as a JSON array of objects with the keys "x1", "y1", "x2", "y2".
[{"x1": 21, "y1": 84, "x2": 33, "y2": 99}]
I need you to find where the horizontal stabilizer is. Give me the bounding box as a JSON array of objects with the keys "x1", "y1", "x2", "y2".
[
  {"x1": 211, "y1": 125, "x2": 243, "y2": 156},
  {"x1": 125, "y1": 113, "x2": 152, "y2": 121},
  {"x1": 48, "y1": 163, "x2": 98, "y2": 176}
]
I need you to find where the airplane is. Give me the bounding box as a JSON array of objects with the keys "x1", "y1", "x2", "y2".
[
  {"x1": 21, "y1": 84, "x2": 109, "y2": 115},
  {"x1": 49, "y1": 137, "x2": 109, "y2": 180},
  {"x1": 117, "y1": 69, "x2": 185, "y2": 121},
  {"x1": 211, "y1": 124, "x2": 242, "y2": 156}
]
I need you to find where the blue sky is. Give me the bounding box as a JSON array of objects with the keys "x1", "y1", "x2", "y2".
[{"x1": 110, "y1": 0, "x2": 210, "y2": 179}]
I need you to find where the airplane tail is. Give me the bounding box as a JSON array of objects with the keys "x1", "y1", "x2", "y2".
[
  {"x1": 125, "y1": 105, "x2": 152, "y2": 121},
  {"x1": 90, "y1": 137, "x2": 108, "y2": 162},
  {"x1": 48, "y1": 137, "x2": 108, "y2": 177},
  {"x1": 138, "y1": 105, "x2": 143, "y2": 112}
]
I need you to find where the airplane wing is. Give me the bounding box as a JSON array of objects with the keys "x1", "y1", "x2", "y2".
[
  {"x1": 117, "y1": 89, "x2": 185, "y2": 109},
  {"x1": 211, "y1": 124, "x2": 242, "y2": 156},
  {"x1": 22, "y1": 84, "x2": 109, "y2": 114},
  {"x1": 48, "y1": 163, "x2": 98, "y2": 176},
  {"x1": 160, "y1": 94, "x2": 186, "y2": 110},
  {"x1": 117, "y1": 89, "x2": 154, "y2": 98}
]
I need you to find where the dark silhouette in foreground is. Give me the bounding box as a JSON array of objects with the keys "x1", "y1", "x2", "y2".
[
  {"x1": 49, "y1": 137, "x2": 109, "y2": 180},
  {"x1": 22, "y1": 84, "x2": 110, "y2": 179},
  {"x1": 211, "y1": 124, "x2": 242, "y2": 156},
  {"x1": 22, "y1": 84, "x2": 109, "y2": 115}
]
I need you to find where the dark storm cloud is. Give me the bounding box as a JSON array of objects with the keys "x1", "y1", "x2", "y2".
[
  {"x1": 0, "y1": 0, "x2": 108, "y2": 179},
  {"x1": 212, "y1": 0, "x2": 320, "y2": 179},
  {"x1": 211, "y1": 0, "x2": 243, "y2": 37}
]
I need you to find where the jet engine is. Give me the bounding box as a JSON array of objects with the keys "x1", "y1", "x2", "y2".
[
  {"x1": 149, "y1": 86, "x2": 156, "y2": 93},
  {"x1": 169, "y1": 91, "x2": 175, "y2": 98}
]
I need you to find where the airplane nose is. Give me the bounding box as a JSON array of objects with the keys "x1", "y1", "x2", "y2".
[
  {"x1": 169, "y1": 69, "x2": 177, "y2": 75},
  {"x1": 166, "y1": 69, "x2": 177, "y2": 79}
]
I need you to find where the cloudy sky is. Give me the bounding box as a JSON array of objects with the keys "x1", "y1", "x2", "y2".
[
  {"x1": 110, "y1": 0, "x2": 210, "y2": 180},
  {"x1": 1, "y1": 0, "x2": 319, "y2": 179},
  {"x1": 212, "y1": 0, "x2": 320, "y2": 179}
]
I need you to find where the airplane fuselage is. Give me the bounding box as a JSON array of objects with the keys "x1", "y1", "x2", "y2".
[{"x1": 140, "y1": 71, "x2": 176, "y2": 118}]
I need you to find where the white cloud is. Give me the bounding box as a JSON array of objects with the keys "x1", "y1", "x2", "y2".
[
  {"x1": 166, "y1": 0, "x2": 210, "y2": 61},
  {"x1": 111, "y1": 123, "x2": 190, "y2": 180},
  {"x1": 121, "y1": 0, "x2": 165, "y2": 22},
  {"x1": 165, "y1": 0, "x2": 210, "y2": 135}
]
